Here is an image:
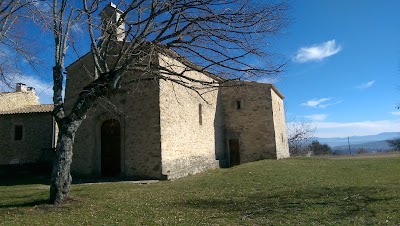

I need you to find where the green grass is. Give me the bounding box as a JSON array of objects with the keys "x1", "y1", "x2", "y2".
[{"x1": 1, "y1": 156, "x2": 400, "y2": 225}]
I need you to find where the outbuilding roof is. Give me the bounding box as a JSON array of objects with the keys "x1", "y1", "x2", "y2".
[{"x1": 0, "y1": 104, "x2": 54, "y2": 115}]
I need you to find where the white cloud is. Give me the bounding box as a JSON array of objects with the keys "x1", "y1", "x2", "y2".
[
  {"x1": 301, "y1": 98, "x2": 331, "y2": 107},
  {"x1": 391, "y1": 111, "x2": 400, "y2": 116},
  {"x1": 305, "y1": 114, "x2": 328, "y2": 121},
  {"x1": 355, "y1": 80, "x2": 375, "y2": 89},
  {"x1": 301, "y1": 98, "x2": 342, "y2": 109},
  {"x1": 293, "y1": 40, "x2": 342, "y2": 63},
  {"x1": 314, "y1": 120, "x2": 400, "y2": 138},
  {"x1": 320, "y1": 101, "x2": 343, "y2": 109}
]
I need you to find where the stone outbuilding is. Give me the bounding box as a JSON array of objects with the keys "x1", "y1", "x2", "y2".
[{"x1": 0, "y1": 83, "x2": 56, "y2": 165}]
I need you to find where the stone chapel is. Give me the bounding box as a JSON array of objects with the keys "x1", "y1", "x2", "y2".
[
  {"x1": 64, "y1": 3, "x2": 289, "y2": 180},
  {"x1": 0, "y1": 3, "x2": 289, "y2": 180}
]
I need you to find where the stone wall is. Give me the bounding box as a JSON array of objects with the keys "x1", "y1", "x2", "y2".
[
  {"x1": 65, "y1": 54, "x2": 96, "y2": 176},
  {"x1": 270, "y1": 88, "x2": 290, "y2": 159},
  {"x1": 66, "y1": 54, "x2": 163, "y2": 179},
  {"x1": 0, "y1": 91, "x2": 39, "y2": 112},
  {"x1": 64, "y1": 53, "x2": 96, "y2": 115},
  {"x1": 122, "y1": 81, "x2": 162, "y2": 179},
  {"x1": 158, "y1": 53, "x2": 220, "y2": 179},
  {"x1": 0, "y1": 112, "x2": 54, "y2": 165},
  {"x1": 221, "y1": 82, "x2": 288, "y2": 164}
]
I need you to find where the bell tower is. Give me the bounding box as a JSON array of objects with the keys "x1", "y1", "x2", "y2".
[{"x1": 100, "y1": 2, "x2": 126, "y2": 41}]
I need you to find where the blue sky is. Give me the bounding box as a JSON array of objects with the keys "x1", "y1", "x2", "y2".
[
  {"x1": 270, "y1": 0, "x2": 400, "y2": 137},
  {"x1": 1, "y1": 0, "x2": 399, "y2": 138}
]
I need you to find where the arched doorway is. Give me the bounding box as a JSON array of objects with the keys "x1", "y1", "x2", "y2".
[{"x1": 101, "y1": 119, "x2": 121, "y2": 177}]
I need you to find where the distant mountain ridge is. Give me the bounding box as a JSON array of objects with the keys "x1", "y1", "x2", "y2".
[
  {"x1": 316, "y1": 132, "x2": 399, "y2": 151},
  {"x1": 332, "y1": 140, "x2": 391, "y2": 154}
]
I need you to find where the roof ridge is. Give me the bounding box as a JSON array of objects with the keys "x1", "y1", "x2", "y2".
[{"x1": 0, "y1": 104, "x2": 54, "y2": 115}]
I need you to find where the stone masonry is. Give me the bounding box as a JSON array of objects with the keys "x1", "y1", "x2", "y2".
[
  {"x1": 158, "y1": 54, "x2": 220, "y2": 179},
  {"x1": 65, "y1": 52, "x2": 164, "y2": 179},
  {"x1": 220, "y1": 81, "x2": 289, "y2": 164},
  {"x1": 0, "y1": 84, "x2": 55, "y2": 165}
]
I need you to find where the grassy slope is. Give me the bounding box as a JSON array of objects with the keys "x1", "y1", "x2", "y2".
[{"x1": 1, "y1": 156, "x2": 400, "y2": 225}]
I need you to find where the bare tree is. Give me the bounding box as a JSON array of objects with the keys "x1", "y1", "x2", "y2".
[
  {"x1": 0, "y1": 0, "x2": 45, "y2": 88},
  {"x1": 5, "y1": 0, "x2": 290, "y2": 204},
  {"x1": 0, "y1": 0, "x2": 28, "y2": 85},
  {"x1": 0, "y1": 0, "x2": 31, "y2": 43},
  {"x1": 287, "y1": 119, "x2": 316, "y2": 156}
]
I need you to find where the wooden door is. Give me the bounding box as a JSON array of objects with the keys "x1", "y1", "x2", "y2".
[
  {"x1": 101, "y1": 119, "x2": 121, "y2": 177},
  {"x1": 229, "y1": 139, "x2": 240, "y2": 166}
]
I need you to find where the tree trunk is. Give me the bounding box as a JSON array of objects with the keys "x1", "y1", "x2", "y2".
[{"x1": 49, "y1": 126, "x2": 75, "y2": 204}]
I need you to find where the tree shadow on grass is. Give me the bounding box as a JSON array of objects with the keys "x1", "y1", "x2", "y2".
[
  {"x1": 0, "y1": 164, "x2": 51, "y2": 186},
  {"x1": 0, "y1": 165, "x2": 51, "y2": 209},
  {"x1": 0, "y1": 186, "x2": 50, "y2": 209},
  {"x1": 0, "y1": 199, "x2": 49, "y2": 209},
  {"x1": 172, "y1": 186, "x2": 394, "y2": 223},
  {"x1": 0, "y1": 195, "x2": 83, "y2": 209}
]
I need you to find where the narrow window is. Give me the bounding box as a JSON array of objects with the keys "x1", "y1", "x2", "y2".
[
  {"x1": 236, "y1": 100, "x2": 241, "y2": 109},
  {"x1": 15, "y1": 125, "x2": 23, "y2": 140},
  {"x1": 281, "y1": 133, "x2": 284, "y2": 143},
  {"x1": 199, "y1": 103, "x2": 203, "y2": 125}
]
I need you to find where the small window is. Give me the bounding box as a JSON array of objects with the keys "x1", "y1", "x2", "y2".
[
  {"x1": 236, "y1": 100, "x2": 241, "y2": 109},
  {"x1": 199, "y1": 103, "x2": 202, "y2": 125},
  {"x1": 15, "y1": 125, "x2": 23, "y2": 140}
]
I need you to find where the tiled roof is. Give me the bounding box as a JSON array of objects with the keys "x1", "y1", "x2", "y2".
[{"x1": 0, "y1": 104, "x2": 54, "y2": 115}]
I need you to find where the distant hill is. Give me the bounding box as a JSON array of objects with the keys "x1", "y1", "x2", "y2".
[
  {"x1": 317, "y1": 132, "x2": 400, "y2": 147},
  {"x1": 332, "y1": 140, "x2": 391, "y2": 154},
  {"x1": 316, "y1": 132, "x2": 400, "y2": 154}
]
